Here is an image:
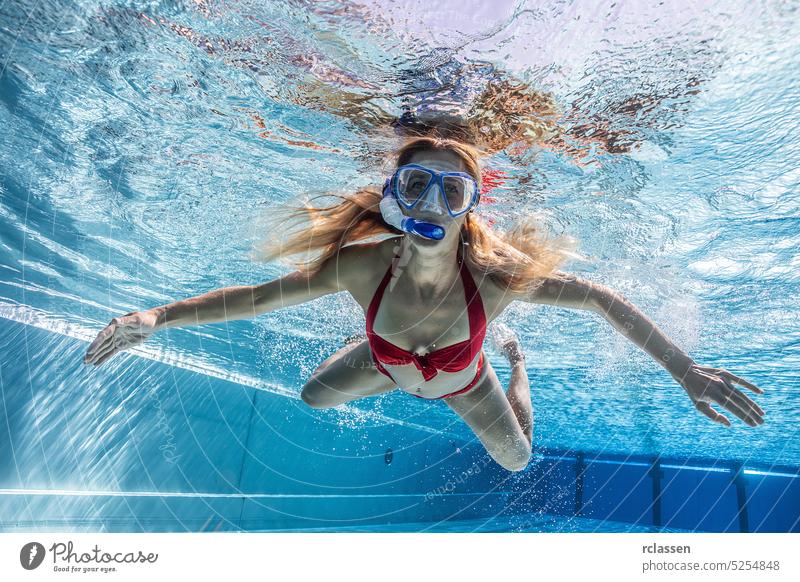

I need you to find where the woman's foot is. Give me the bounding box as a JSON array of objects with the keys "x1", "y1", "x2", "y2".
[{"x1": 489, "y1": 321, "x2": 525, "y2": 367}]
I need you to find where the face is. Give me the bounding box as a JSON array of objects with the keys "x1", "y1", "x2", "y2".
[{"x1": 400, "y1": 150, "x2": 478, "y2": 231}]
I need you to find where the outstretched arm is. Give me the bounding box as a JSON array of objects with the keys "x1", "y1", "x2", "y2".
[
  {"x1": 526, "y1": 272, "x2": 693, "y2": 377},
  {"x1": 152, "y1": 266, "x2": 342, "y2": 330},
  {"x1": 84, "y1": 244, "x2": 367, "y2": 366},
  {"x1": 521, "y1": 271, "x2": 766, "y2": 427}
]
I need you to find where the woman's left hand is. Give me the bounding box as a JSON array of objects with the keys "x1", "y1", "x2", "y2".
[{"x1": 673, "y1": 363, "x2": 766, "y2": 427}]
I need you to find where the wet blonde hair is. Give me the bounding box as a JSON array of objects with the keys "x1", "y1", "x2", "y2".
[{"x1": 252, "y1": 136, "x2": 578, "y2": 293}]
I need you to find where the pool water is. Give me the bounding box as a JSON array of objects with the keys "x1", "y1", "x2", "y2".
[{"x1": 0, "y1": 0, "x2": 798, "y2": 532}]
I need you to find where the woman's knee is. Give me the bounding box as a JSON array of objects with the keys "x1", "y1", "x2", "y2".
[
  {"x1": 493, "y1": 441, "x2": 532, "y2": 472},
  {"x1": 300, "y1": 382, "x2": 336, "y2": 409}
]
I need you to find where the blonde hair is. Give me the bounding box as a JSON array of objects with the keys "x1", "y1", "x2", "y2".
[{"x1": 252, "y1": 136, "x2": 578, "y2": 293}]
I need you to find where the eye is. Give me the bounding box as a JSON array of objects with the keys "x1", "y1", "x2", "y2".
[{"x1": 407, "y1": 179, "x2": 426, "y2": 194}]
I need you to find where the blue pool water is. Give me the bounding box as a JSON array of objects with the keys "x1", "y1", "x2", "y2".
[{"x1": 0, "y1": 0, "x2": 798, "y2": 532}]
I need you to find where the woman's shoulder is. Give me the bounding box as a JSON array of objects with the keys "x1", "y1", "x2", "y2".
[
  {"x1": 333, "y1": 237, "x2": 401, "y2": 307},
  {"x1": 338, "y1": 237, "x2": 398, "y2": 265},
  {"x1": 333, "y1": 238, "x2": 399, "y2": 282}
]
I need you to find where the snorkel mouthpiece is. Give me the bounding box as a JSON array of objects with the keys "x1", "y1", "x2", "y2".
[
  {"x1": 380, "y1": 181, "x2": 445, "y2": 241},
  {"x1": 407, "y1": 219, "x2": 445, "y2": 240}
]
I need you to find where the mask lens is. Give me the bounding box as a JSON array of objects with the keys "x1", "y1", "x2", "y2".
[
  {"x1": 442, "y1": 176, "x2": 475, "y2": 214},
  {"x1": 396, "y1": 168, "x2": 432, "y2": 204}
]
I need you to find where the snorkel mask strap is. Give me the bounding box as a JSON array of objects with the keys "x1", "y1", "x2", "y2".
[{"x1": 380, "y1": 178, "x2": 445, "y2": 241}]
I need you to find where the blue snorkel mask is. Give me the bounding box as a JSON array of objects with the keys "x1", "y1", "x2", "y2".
[{"x1": 379, "y1": 164, "x2": 480, "y2": 241}]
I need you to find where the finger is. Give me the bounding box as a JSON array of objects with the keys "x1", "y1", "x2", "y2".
[
  {"x1": 715, "y1": 386, "x2": 761, "y2": 427},
  {"x1": 719, "y1": 370, "x2": 763, "y2": 394},
  {"x1": 90, "y1": 338, "x2": 118, "y2": 366},
  {"x1": 720, "y1": 380, "x2": 765, "y2": 424},
  {"x1": 696, "y1": 401, "x2": 731, "y2": 426},
  {"x1": 94, "y1": 347, "x2": 119, "y2": 367},
  {"x1": 722, "y1": 378, "x2": 766, "y2": 417},
  {"x1": 695, "y1": 401, "x2": 731, "y2": 427},
  {"x1": 85, "y1": 327, "x2": 114, "y2": 361},
  {"x1": 715, "y1": 388, "x2": 757, "y2": 426},
  {"x1": 85, "y1": 337, "x2": 111, "y2": 365}
]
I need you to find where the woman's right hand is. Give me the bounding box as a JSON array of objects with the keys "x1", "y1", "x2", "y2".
[{"x1": 84, "y1": 310, "x2": 161, "y2": 366}]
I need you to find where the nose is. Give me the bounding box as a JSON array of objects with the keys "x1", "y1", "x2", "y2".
[{"x1": 418, "y1": 183, "x2": 445, "y2": 215}]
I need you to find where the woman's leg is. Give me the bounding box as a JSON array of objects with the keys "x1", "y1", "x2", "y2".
[
  {"x1": 300, "y1": 339, "x2": 397, "y2": 408},
  {"x1": 500, "y1": 340, "x2": 533, "y2": 447},
  {"x1": 444, "y1": 356, "x2": 533, "y2": 472}
]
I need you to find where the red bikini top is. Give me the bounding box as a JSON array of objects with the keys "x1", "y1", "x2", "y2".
[{"x1": 365, "y1": 251, "x2": 487, "y2": 381}]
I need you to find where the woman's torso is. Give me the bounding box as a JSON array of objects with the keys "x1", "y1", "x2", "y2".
[{"x1": 346, "y1": 238, "x2": 514, "y2": 398}]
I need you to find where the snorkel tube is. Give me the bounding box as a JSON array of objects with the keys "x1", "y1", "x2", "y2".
[{"x1": 380, "y1": 180, "x2": 445, "y2": 241}]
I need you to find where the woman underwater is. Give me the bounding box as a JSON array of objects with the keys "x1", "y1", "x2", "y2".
[{"x1": 83, "y1": 131, "x2": 766, "y2": 472}]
